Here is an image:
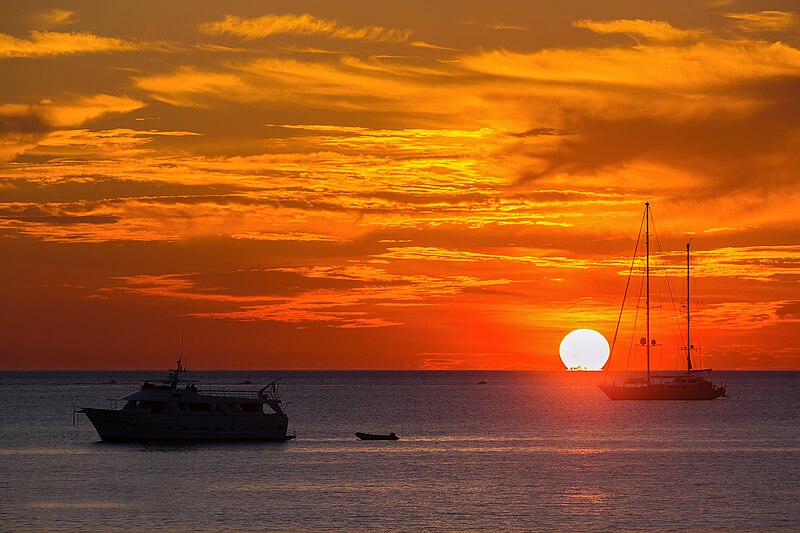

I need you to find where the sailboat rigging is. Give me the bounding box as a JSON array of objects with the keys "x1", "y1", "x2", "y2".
[{"x1": 599, "y1": 202, "x2": 727, "y2": 400}]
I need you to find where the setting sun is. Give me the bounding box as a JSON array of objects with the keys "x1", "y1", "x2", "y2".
[{"x1": 559, "y1": 329, "x2": 610, "y2": 371}]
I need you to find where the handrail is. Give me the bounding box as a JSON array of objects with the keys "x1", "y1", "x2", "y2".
[{"x1": 198, "y1": 388, "x2": 280, "y2": 401}]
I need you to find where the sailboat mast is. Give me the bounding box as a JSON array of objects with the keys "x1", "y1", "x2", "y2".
[
  {"x1": 645, "y1": 202, "x2": 650, "y2": 385},
  {"x1": 687, "y1": 241, "x2": 693, "y2": 372}
]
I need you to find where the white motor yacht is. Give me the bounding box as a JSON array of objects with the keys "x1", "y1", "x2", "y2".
[{"x1": 78, "y1": 360, "x2": 294, "y2": 441}]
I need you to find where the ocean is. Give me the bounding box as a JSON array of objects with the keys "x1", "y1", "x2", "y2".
[{"x1": 1, "y1": 370, "x2": 798, "y2": 531}]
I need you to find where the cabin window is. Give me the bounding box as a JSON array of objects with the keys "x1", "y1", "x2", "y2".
[
  {"x1": 123, "y1": 401, "x2": 137, "y2": 410},
  {"x1": 187, "y1": 403, "x2": 212, "y2": 412},
  {"x1": 211, "y1": 403, "x2": 224, "y2": 413},
  {"x1": 215, "y1": 427, "x2": 224, "y2": 431}
]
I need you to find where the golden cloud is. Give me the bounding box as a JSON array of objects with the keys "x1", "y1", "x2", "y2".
[
  {"x1": 34, "y1": 128, "x2": 200, "y2": 158},
  {"x1": 459, "y1": 41, "x2": 800, "y2": 92},
  {"x1": 37, "y1": 94, "x2": 146, "y2": 127},
  {"x1": 133, "y1": 66, "x2": 249, "y2": 108},
  {"x1": 0, "y1": 95, "x2": 145, "y2": 161},
  {"x1": 104, "y1": 266, "x2": 513, "y2": 329},
  {"x1": 725, "y1": 11, "x2": 799, "y2": 32},
  {"x1": 199, "y1": 13, "x2": 412, "y2": 43},
  {"x1": 0, "y1": 31, "x2": 166, "y2": 58},
  {"x1": 573, "y1": 19, "x2": 704, "y2": 42},
  {"x1": 32, "y1": 9, "x2": 75, "y2": 30}
]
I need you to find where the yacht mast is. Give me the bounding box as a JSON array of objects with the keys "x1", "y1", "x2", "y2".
[
  {"x1": 686, "y1": 241, "x2": 693, "y2": 372},
  {"x1": 645, "y1": 202, "x2": 650, "y2": 385}
]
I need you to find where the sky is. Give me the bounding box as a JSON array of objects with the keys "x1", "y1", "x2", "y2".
[{"x1": 1, "y1": 0, "x2": 798, "y2": 370}]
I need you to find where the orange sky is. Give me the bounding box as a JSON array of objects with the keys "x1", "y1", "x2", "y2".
[{"x1": 1, "y1": 1, "x2": 799, "y2": 370}]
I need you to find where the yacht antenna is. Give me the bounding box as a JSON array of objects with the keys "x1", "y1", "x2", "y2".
[
  {"x1": 645, "y1": 202, "x2": 651, "y2": 385},
  {"x1": 181, "y1": 327, "x2": 187, "y2": 372}
]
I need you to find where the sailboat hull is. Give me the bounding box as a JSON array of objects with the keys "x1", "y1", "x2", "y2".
[{"x1": 599, "y1": 383, "x2": 725, "y2": 400}]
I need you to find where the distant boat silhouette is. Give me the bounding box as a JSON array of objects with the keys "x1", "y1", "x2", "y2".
[
  {"x1": 599, "y1": 202, "x2": 726, "y2": 400},
  {"x1": 241, "y1": 379, "x2": 252, "y2": 385},
  {"x1": 356, "y1": 432, "x2": 399, "y2": 440},
  {"x1": 478, "y1": 380, "x2": 487, "y2": 384}
]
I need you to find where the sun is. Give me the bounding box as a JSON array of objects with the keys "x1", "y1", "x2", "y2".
[{"x1": 559, "y1": 329, "x2": 610, "y2": 371}]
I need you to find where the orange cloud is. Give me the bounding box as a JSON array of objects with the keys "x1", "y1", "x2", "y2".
[
  {"x1": 35, "y1": 128, "x2": 200, "y2": 158},
  {"x1": 103, "y1": 266, "x2": 514, "y2": 329},
  {"x1": 573, "y1": 19, "x2": 704, "y2": 42},
  {"x1": 37, "y1": 94, "x2": 146, "y2": 127},
  {"x1": 32, "y1": 9, "x2": 75, "y2": 30},
  {"x1": 0, "y1": 31, "x2": 167, "y2": 58},
  {"x1": 459, "y1": 41, "x2": 800, "y2": 93},
  {"x1": 0, "y1": 94, "x2": 145, "y2": 160},
  {"x1": 198, "y1": 13, "x2": 412, "y2": 43},
  {"x1": 133, "y1": 66, "x2": 248, "y2": 108},
  {"x1": 725, "y1": 11, "x2": 799, "y2": 32}
]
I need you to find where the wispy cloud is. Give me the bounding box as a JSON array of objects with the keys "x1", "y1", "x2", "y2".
[
  {"x1": 725, "y1": 11, "x2": 799, "y2": 32},
  {"x1": 0, "y1": 31, "x2": 168, "y2": 58},
  {"x1": 102, "y1": 266, "x2": 513, "y2": 329},
  {"x1": 134, "y1": 66, "x2": 249, "y2": 108},
  {"x1": 199, "y1": 13, "x2": 412, "y2": 43},
  {"x1": 409, "y1": 40, "x2": 461, "y2": 51},
  {"x1": 489, "y1": 23, "x2": 528, "y2": 31},
  {"x1": 0, "y1": 94, "x2": 145, "y2": 160},
  {"x1": 573, "y1": 19, "x2": 704, "y2": 42},
  {"x1": 32, "y1": 9, "x2": 75, "y2": 30}
]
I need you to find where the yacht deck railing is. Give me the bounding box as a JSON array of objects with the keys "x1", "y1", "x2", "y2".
[{"x1": 199, "y1": 388, "x2": 280, "y2": 401}]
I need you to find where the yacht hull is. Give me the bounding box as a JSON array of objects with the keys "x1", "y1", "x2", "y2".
[
  {"x1": 81, "y1": 408, "x2": 292, "y2": 441},
  {"x1": 598, "y1": 384, "x2": 725, "y2": 400}
]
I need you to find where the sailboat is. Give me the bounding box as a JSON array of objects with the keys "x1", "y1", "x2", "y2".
[{"x1": 599, "y1": 202, "x2": 727, "y2": 400}]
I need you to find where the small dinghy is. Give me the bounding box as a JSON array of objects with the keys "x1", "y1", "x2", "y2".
[{"x1": 356, "y1": 432, "x2": 399, "y2": 440}]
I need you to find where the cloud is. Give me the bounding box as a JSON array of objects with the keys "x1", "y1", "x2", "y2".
[
  {"x1": 0, "y1": 31, "x2": 167, "y2": 58},
  {"x1": 134, "y1": 57, "x2": 452, "y2": 112},
  {"x1": 489, "y1": 23, "x2": 528, "y2": 31},
  {"x1": 409, "y1": 40, "x2": 461, "y2": 52},
  {"x1": 37, "y1": 94, "x2": 146, "y2": 128},
  {"x1": 33, "y1": 128, "x2": 200, "y2": 158},
  {"x1": 574, "y1": 19, "x2": 704, "y2": 42},
  {"x1": 725, "y1": 11, "x2": 799, "y2": 32},
  {"x1": 0, "y1": 95, "x2": 145, "y2": 161},
  {"x1": 198, "y1": 13, "x2": 412, "y2": 43},
  {"x1": 459, "y1": 40, "x2": 800, "y2": 91},
  {"x1": 133, "y1": 66, "x2": 251, "y2": 108},
  {"x1": 454, "y1": 41, "x2": 800, "y2": 189},
  {"x1": 32, "y1": 9, "x2": 75, "y2": 30},
  {"x1": 697, "y1": 300, "x2": 800, "y2": 330},
  {"x1": 103, "y1": 265, "x2": 513, "y2": 329}
]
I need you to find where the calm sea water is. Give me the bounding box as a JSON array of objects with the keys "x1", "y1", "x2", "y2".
[{"x1": 1, "y1": 371, "x2": 798, "y2": 531}]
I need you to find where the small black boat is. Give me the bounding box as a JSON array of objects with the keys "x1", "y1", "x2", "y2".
[{"x1": 355, "y1": 432, "x2": 399, "y2": 440}]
